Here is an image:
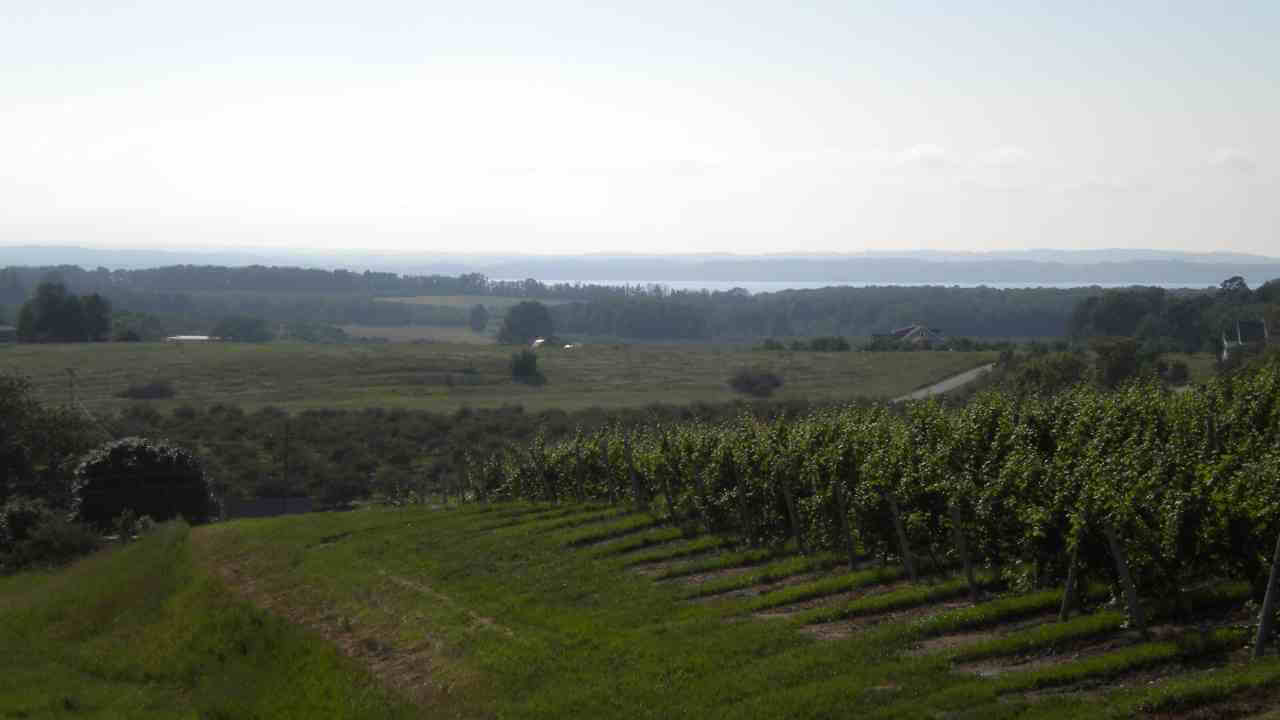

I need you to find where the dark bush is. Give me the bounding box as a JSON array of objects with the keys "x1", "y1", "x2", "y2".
[
  {"x1": 1164, "y1": 360, "x2": 1190, "y2": 385},
  {"x1": 116, "y1": 379, "x2": 176, "y2": 400},
  {"x1": 0, "y1": 496, "x2": 53, "y2": 551},
  {"x1": 72, "y1": 437, "x2": 215, "y2": 530},
  {"x1": 808, "y1": 336, "x2": 851, "y2": 352},
  {"x1": 6, "y1": 516, "x2": 101, "y2": 569},
  {"x1": 511, "y1": 350, "x2": 545, "y2": 385},
  {"x1": 728, "y1": 368, "x2": 784, "y2": 397},
  {"x1": 1, "y1": 497, "x2": 101, "y2": 571}
]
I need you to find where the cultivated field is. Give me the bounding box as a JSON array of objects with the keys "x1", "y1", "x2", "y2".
[
  {"x1": 0, "y1": 342, "x2": 997, "y2": 414},
  {"x1": 13, "y1": 504, "x2": 1275, "y2": 717},
  {"x1": 339, "y1": 324, "x2": 496, "y2": 344}
]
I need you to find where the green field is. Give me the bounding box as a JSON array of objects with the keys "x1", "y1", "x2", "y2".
[
  {"x1": 339, "y1": 324, "x2": 496, "y2": 344},
  {"x1": 0, "y1": 341, "x2": 996, "y2": 414},
  {"x1": 0, "y1": 522, "x2": 414, "y2": 719},
  {"x1": 7, "y1": 506, "x2": 1275, "y2": 718}
]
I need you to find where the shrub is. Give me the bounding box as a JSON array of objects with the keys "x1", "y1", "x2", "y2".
[
  {"x1": 728, "y1": 368, "x2": 784, "y2": 397},
  {"x1": 72, "y1": 437, "x2": 215, "y2": 530},
  {"x1": 116, "y1": 379, "x2": 176, "y2": 400},
  {"x1": 808, "y1": 336, "x2": 851, "y2": 352},
  {"x1": 6, "y1": 516, "x2": 101, "y2": 569},
  {"x1": 1, "y1": 497, "x2": 101, "y2": 570},
  {"x1": 511, "y1": 350, "x2": 545, "y2": 385},
  {"x1": 0, "y1": 496, "x2": 53, "y2": 551}
]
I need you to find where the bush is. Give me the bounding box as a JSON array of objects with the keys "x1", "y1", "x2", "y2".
[
  {"x1": 511, "y1": 350, "x2": 545, "y2": 385},
  {"x1": 0, "y1": 496, "x2": 53, "y2": 551},
  {"x1": 211, "y1": 315, "x2": 273, "y2": 342},
  {"x1": 808, "y1": 336, "x2": 851, "y2": 352},
  {"x1": 116, "y1": 379, "x2": 176, "y2": 400},
  {"x1": 1, "y1": 497, "x2": 101, "y2": 571},
  {"x1": 7, "y1": 516, "x2": 101, "y2": 569},
  {"x1": 728, "y1": 368, "x2": 784, "y2": 397},
  {"x1": 72, "y1": 437, "x2": 215, "y2": 530}
]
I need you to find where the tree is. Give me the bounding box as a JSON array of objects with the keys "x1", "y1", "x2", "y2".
[
  {"x1": 0, "y1": 268, "x2": 24, "y2": 305},
  {"x1": 17, "y1": 280, "x2": 87, "y2": 342},
  {"x1": 0, "y1": 373, "x2": 94, "y2": 507},
  {"x1": 469, "y1": 304, "x2": 490, "y2": 333},
  {"x1": 72, "y1": 437, "x2": 215, "y2": 530},
  {"x1": 80, "y1": 293, "x2": 112, "y2": 341},
  {"x1": 1091, "y1": 337, "x2": 1141, "y2": 389},
  {"x1": 212, "y1": 315, "x2": 273, "y2": 342},
  {"x1": 1219, "y1": 275, "x2": 1252, "y2": 304},
  {"x1": 497, "y1": 301, "x2": 553, "y2": 345}
]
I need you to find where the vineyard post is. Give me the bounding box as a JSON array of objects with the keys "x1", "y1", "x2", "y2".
[
  {"x1": 832, "y1": 477, "x2": 858, "y2": 571},
  {"x1": 660, "y1": 436, "x2": 678, "y2": 521},
  {"x1": 1059, "y1": 540, "x2": 1081, "y2": 621},
  {"x1": 949, "y1": 499, "x2": 980, "y2": 602},
  {"x1": 574, "y1": 444, "x2": 586, "y2": 503},
  {"x1": 779, "y1": 464, "x2": 806, "y2": 555},
  {"x1": 603, "y1": 435, "x2": 618, "y2": 505},
  {"x1": 625, "y1": 431, "x2": 646, "y2": 510},
  {"x1": 885, "y1": 492, "x2": 918, "y2": 582},
  {"x1": 694, "y1": 456, "x2": 713, "y2": 535},
  {"x1": 1104, "y1": 522, "x2": 1147, "y2": 634},
  {"x1": 1252, "y1": 527, "x2": 1280, "y2": 659},
  {"x1": 731, "y1": 454, "x2": 754, "y2": 546}
]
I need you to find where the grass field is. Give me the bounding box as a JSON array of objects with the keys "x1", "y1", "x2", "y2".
[
  {"x1": 10, "y1": 504, "x2": 1273, "y2": 718},
  {"x1": 339, "y1": 324, "x2": 496, "y2": 344},
  {"x1": 0, "y1": 522, "x2": 413, "y2": 719},
  {"x1": 0, "y1": 341, "x2": 997, "y2": 414}
]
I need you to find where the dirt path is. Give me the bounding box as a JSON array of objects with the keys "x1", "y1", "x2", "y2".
[
  {"x1": 191, "y1": 530, "x2": 470, "y2": 711},
  {"x1": 894, "y1": 363, "x2": 994, "y2": 402}
]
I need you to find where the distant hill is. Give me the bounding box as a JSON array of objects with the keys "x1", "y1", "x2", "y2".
[{"x1": 2, "y1": 245, "x2": 1278, "y2": 287}]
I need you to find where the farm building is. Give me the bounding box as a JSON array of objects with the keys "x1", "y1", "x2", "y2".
[
  {"x1": 874, "y1": 324, "x2": 945, "y2": 347},
  {"x1": 0, "y1": 325, "x2": 15, "y2": 342},
  {"x1": 164, "y1": 335, "x2": 220, "y2": 343}
]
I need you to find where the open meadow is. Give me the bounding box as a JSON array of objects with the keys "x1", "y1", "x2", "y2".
[{"x1": 0, "y1": 341, "x2": 997, "y2": 414}]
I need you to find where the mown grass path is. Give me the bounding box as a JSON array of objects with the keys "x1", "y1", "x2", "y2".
[{"x1": 0, "y1": 522, "x2": 414, "y2": 719}]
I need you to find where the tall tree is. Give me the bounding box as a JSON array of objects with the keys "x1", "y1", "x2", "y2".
[
  {"x1": 81, "y1": 293, "x2": 112, "y2": 341},
  {"x1": 17, "y1": 280, "x2": 87, "y2": 342},
  {"x1": 469, "y1": 304, "x2": 490, "y2": 333},
  {"x1": 497, "y1": 301, "x2": 554, "y2": 345}
]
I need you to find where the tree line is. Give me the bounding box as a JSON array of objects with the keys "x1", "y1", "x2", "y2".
[
  {"x1": 1069, "y1": 276, "x2": 1280, "y2": 353},
  {"x1": 5, "y1": 263, "x2": 1276, "y2": 344}
]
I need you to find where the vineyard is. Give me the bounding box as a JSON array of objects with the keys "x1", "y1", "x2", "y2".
[{"x1": 454, "y1": 355, "x2": 1280, "y2": 664}]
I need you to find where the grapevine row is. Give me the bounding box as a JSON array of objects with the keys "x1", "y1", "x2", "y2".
[{"x1": 465, "y1": 358, "x2": 1280, "y2": 651}]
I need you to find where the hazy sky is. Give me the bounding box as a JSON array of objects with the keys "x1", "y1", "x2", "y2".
[{"x1": 2, "y1": 2, "x2": 1277, "y2": 255}]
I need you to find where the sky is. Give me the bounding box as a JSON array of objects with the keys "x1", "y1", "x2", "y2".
[{"x1": 2, "y1": 1, "x2": 1277, "y2": 256}]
